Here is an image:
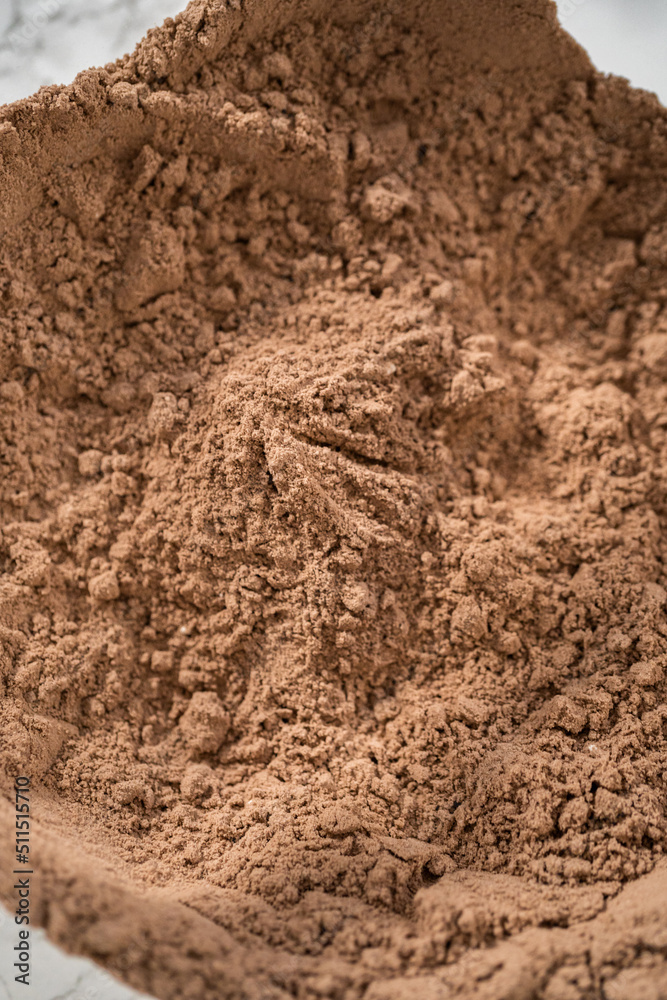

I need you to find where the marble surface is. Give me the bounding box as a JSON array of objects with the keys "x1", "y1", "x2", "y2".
[
  {"x1": 0, "y1": 0, "x2": 183, "y2": 105},
  {"x1": 0, "y1": 904, "x2": 154, "y2": 1000},
  {"x1": 0, "y1": 0, "x2": 665, "y2": 107},
  {"x1": 555, "y1": 0, "x2": 667, "y2": 105}
]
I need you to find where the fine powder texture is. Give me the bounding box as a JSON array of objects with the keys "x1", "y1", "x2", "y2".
[{"x1": 1, "y1": 1, "x2": 667, "y2": 997}]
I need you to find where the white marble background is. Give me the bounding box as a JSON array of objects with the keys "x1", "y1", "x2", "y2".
[
  {"x1": 0, "y1": 0, "x2": 665, "y2": 105},
  {"x1": 0, "y1": 0, "x2": 664, "y2": 998},
  {"x1": 0, "y1": 0, "x2": 183, "y2": 105},
  {"x1": 0, "y1": 906, "x2": 155, "y2": 1000},
  {"x1": 556, "y1": 0, "x2": 667, "y2": 104}
]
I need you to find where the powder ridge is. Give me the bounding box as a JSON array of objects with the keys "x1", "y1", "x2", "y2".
[{"x1": 1, "y1": 1, "x2": 667, "y2": 998}]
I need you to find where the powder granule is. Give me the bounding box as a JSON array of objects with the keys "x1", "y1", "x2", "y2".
[{"x1": 1, "y1": 1, "x2": 667, "y2": 998}]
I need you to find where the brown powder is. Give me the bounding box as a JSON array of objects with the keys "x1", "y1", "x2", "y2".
[{"x1": 1, "y1": 1, "x2": 667, "y2": 997}]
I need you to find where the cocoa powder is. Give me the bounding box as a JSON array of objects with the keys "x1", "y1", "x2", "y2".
[{"x1": 1, "y1": 1, "x2": 667, "y2": 998}]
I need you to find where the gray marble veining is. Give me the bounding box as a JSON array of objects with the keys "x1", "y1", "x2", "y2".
[
  {"x1": 0, "y1": 0, "x2": 183, "y2": 105},
  {"x1": 0, "y1": 903, "x2": 155, "y2": 1000}
]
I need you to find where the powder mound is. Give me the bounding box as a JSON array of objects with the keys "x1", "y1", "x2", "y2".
[{"x1": 1, "y1": 0, "x2": 667, "y2": 998}]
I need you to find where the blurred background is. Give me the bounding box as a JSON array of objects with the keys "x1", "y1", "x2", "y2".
[
  {"x1": 0, "y1": 917, "x2": 155, "y2": 1000},
  {"x1": 0, "y1": 0, "x2": 184, "y2": 104},
  {"x1": 555, "y1": 0, "x2": 667, "y2": 103},
  {"x1": 0, "y1": 0, "x2": 665, "y2": 106}
]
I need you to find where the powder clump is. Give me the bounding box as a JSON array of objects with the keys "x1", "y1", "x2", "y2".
[{"x1": 1, "y1": 1, "x2": 667, "y2": 998}]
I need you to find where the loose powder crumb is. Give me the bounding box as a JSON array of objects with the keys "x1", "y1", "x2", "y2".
[{"x1": 1, "y1": 1, "x2": 667, "y2": 998}]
